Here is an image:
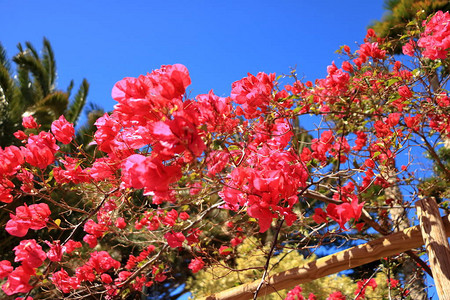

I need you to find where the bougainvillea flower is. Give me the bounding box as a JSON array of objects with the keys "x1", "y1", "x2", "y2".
[
  {"x1": 0, "y1": 260, "x2": 13, "y2": 278},
  {"x1": 22, "y1": 131, "x2": 59, "y2": 169},
  {"x1": 0, "y1": 146, "x2": 24, "y2": 177},
  {"x1": 121, "y1": 154, "x2": 181, "y2": 193},
  {"x1": 51, "y1": 268, "x2": 79, "y2": 293},
  {"x1": 86, "y1": 251, "x2": 120, "y2": 274},
  {"x1": 188, "y1": 257, "x2": 205, "y2": 273},
  {"x1": 14, "y1": 239, "x2": 47, "y2": 268},
  {"x1": 2, "y1": 266, "x2": 33, "y2": 295},
  {"x1": 22, "y1": 116, "x2": 38, "y2": 129},
  {"x1": 45, "y1": 240, "x2": 64, "y2": 262},
  {"x1": 231, "y1": 72, "x2": 275, "y2": 119},
  {"x1": 64, "y1": 240, "x2": 82, "y2": 254},
  {"x1": 164, "y1": 231, "x2": 185, "y2": 248},
  {"x1": 6, "y1": 203, "x2": 51, "y2": 237},
  {"x1": 418, "y1": 11, "x2": 450, "y2": 60},
  {"x1": 51, "y1": 115, "x2": 75, "y2": 144}
]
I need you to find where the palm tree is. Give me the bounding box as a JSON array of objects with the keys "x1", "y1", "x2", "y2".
[{"x1": 0, "y1": 38, "x2": 90, "y2": 147}]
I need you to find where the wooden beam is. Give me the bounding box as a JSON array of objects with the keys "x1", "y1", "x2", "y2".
[
  {"x1": 416, "y1": 198, "x2": 450, "y2": 299},
  {"x1": 203, "y1": 215, "x2": 450, "y2": 300}
]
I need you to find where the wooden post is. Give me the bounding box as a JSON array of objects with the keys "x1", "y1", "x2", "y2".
[
  {"x1": 202, "y1": 214, "x2": 450, "y2": 300},
  {"x1": 416, "y1": 198, "x2": 450, "y2": 300}
]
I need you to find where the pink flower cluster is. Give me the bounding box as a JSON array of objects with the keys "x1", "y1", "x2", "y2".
[{"x1": 418, "y1": 11, "x2": 450, "y2": 60}]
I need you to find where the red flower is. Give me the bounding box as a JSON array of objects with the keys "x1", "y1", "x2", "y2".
[
  {"x1": 164, "y1": 231, "x2": 185, "y2": 248},
  {"x1": 326, "y1": 198, "x2": 364, "y2": 229},
  {"x1": 75, "y1": 265, "x2": 95, "y2": 283},
  {"x1": 87, "y1": 251, "x2": 120, "y2": 274},
  {"x1": 402, "y1": 39, "x2": 416, "y2": 56},
  {"x1": 358, "y1": 42, "x2": 386, "y2": 60},
  {"x1": 93, "y1": 113, "x2": 121, "y2": 153},
  {"x1": 388, "y1": 278, "x2": 399, "y2": 288},
  {"x1": 51, "y1": 268, "x2": 79, "y2": 293},
  {"x1": 150, "y1": 116, "x2": 206, "y2": 160},
  {"x1": 22, "y1": 131, "x2": 59, "y2": 169},
  {"x1": 219, "y1": 246, "x2": 232, "y2": 256},
  {"x1": 6, "y1": 203, "x2": 51, "y2": 237},
  {"x1": 83, "y1": 234, "x2": 98, "y2": 248},
  {"x1": 0, "y1": 260, "x2": 13, "y2": 278},
  {"x1": 418, "y1": 11, "x2": 450, "y2": 60},
  {"x1": 231, "y1": 236, "x2": 243, "y2": 247},
  {"x1": 115, "y1": 217, "x2": 127, "y2": 229},
  {"x1": 121, "y1": 154, "x2": 181, "y2": 194},
  {"x1": 162, "y1": 209, "x2": 178, "y2": 227},
  {"x1": 46, "y1": 240, "x2": 64, "y2": 262},
  {"x1": 285, "y1": 285, "x2": 305, "y2": 300},
  {"x1": 186, "y1": 228, "x2": 202, "y2": 245},
  {"x1": 327, "y1": 291, "x2": 346, "y2": 300},
  {"x1": 179, "y1": 212, "x2": 190, "y2": 221},
  {"x1": 51, "y1": 115, "x2": 75, "y2": 144},
  {"x1": 341, "y1": 61, "x2": 353, "y2": 73},
  {"x1": 188, "y1": 257, "x2": 205, "y2": 273},
  {"x1": 206, "y1": 151, "x2": 230, "y2": 177},
  {"x1": 0, "y1": 145, "x2": 24, "y2": 177},
  {"x1": 64, "y1": 240, "x2": 82, "y2": 254},
  {"x1": 398, "y1": 86, "x2": 412, "y2": 99},
  {"x1": 313, "y1": 208, "x2": 328, "y2": 224},
  {"x1": 404, "y1": 114, "x2": 422, "y2": 131},
  {"x1": 13, "y1": 130, "x2": 28, "y2": 140},
  {"x1": 84, "y1": 219, "x2": 108, "y2": 238},
  {"x1": 2, "y1": 266, "x2": 33, "y2": 295},
  {"x1": 22, "y1": 116, "x2": 38, "y2": 129},
  {"x1": 387, "y1": 113, "x2": 401, "y2": 127},
  {"x1": 355, "y1": 278, "x2": 377, "y2": 299},
  {"x1": 53, "y1": 157, "x2": 89, "y2": 184},
  {"x1": 101, "y1": 273, "x2": 113, "y2": 284},
  {"x1": 14, "y1": 239, "x2": 47, "y2": 268},
  {"x1": 231, "y1": 72, "x2": 275, "y2": 119},
  {"x1": 0, "y1": 183, "x2": 13, "y2": 204}
]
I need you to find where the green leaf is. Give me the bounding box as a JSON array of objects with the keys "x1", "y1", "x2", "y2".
[{"x1": 387, "y1": 78, "x2": 399, "y2": 87}]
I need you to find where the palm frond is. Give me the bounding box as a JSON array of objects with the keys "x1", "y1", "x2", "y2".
[
  {"x1": 16, "y1": 43, "x2": 24, "y2": 53},
  {"x1": 29, "y1": 91, "x2": 69, "y2": 126},
  {"x1": 42, "y1": 37, "x2": 56, "y2": 91},
  {"x1": 0, "y1": 43, "x2": 11, "y2": 72},
  {"x1": 15, "y1": 64, "x2": 37, "y2": 109},
  {"x1": 65, "y1": 79, "x2": 89, "y2": 126},
  {"x1": 24, "y1": 41, "x2": 40, "y2": 60},
  {"x1": 0, "y1": 44, "x2": 15, "y2": 103},
  {"x1": 13, "y1": 51, "x2": 50, "y2": 96},
  {"x1": 0, "y1": 65, "x2": 15, "y2": 103},
  {"x1": 66, "y1": 80, "x2": 74, "y2": 97}
]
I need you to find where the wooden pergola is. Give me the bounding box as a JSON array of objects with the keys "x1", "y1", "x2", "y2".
[{"x1": 202, "y1": 198, "x2": 450, "y2": 300}]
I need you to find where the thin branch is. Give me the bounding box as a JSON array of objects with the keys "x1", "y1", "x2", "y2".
[{"x1": 253, "y1": 219, "x2": 284, "y2": 299}]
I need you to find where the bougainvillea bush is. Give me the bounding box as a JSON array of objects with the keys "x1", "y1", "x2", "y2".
[{"x1": 0, "y1": 10, "x2": 449, "y2": 300}]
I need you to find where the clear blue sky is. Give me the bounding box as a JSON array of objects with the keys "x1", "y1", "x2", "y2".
[{"x1": 1, "y1": 0, "x2": 386, "y2": 113}]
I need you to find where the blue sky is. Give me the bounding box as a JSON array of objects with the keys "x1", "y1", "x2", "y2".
[{"x1": 1, "y1": 0, "x2": 385, "y2": 113}]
